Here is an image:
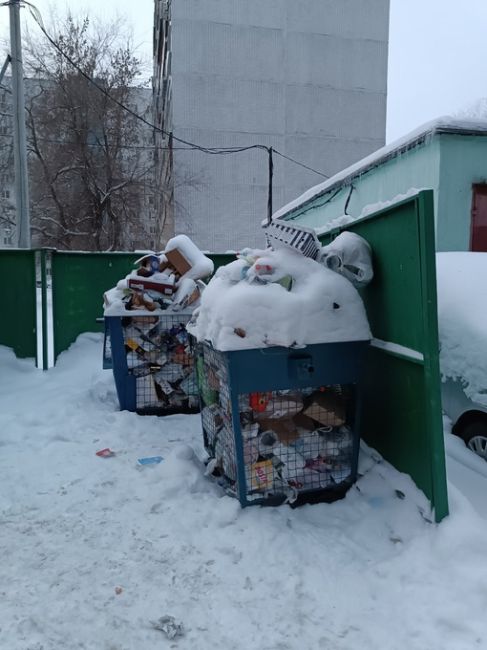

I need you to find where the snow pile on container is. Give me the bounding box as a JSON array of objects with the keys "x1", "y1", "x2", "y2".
[
  {"x1": 188, "y1": 246, "x2": 371, "y2": 351},
  {"x1": 103, "y1": 235, "x2": 214, "y2": 316},
  {"x1": 436, "y1": 252, "x2": 487, "y2": 404}
]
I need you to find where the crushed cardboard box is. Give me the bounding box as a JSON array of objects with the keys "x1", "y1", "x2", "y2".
[{"x1": 303, "y1": 391, "x2": 346, "y2": 427}]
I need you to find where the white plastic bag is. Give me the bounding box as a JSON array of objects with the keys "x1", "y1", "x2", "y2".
[{"x1": 318, "y1": 231, "x2": 373, "y2": 289}]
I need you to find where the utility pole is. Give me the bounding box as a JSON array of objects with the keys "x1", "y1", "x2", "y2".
[
  {"x1": 267, "y1": 146, "x2": 273, "y2": 225},
  {"x1": 9, "y1": 0, "x2": 30, "y2": 248}
]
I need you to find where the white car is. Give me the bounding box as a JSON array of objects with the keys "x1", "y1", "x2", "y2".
[{"x1": 437, "y1": 252, "x2": 487, "y2": 459}]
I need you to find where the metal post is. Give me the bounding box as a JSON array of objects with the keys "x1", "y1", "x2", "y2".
[
  {"x1": 267, "y1": 146, "x2": 273, "y2": 225},
  {"x1": 9, "y1": 0, "x2": 31, "y2": 248},
  {"x1": 40, "y1": 248, "x2": 49, "y2": 370}
]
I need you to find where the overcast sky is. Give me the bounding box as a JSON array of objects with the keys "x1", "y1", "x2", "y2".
[{"x1": 1, "y1": 0, "x2": 487, "y2": 143}]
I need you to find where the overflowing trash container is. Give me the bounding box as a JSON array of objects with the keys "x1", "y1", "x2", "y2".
[
  {"x1": 196, "y1": 340, "x2": 367, "y2": 506},
  {"x1": 189, "y1": 227, "x2": 374, "y2": 506},
  {"x1": 102, "y1": 235, "x2": 214, "y2": 415},
  {"x1": 106, "y1": 312, "x2": 198, "y2": 415}
]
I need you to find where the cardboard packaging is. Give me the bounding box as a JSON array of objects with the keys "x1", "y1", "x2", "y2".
[
  {"x1": 249, "y1": 460, "x2": 274, "y2": 489},
  {"x1": 128, "y1": 277, "x2": 175, "y2": 296},
  {"x1": 258, "y1": 417, "x2": 301, "y2": 445},
  {"x1": 303, "y1": 391, "x2": 346, "y2": 427},
  {"x1": 165, "y1": 248, "x2": 192, "y2": 277}
]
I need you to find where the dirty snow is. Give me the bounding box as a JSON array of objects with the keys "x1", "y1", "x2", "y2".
[
  {"x1": 436, "y1": 252, "x2": 487, "y2": 405},
  {"x1": 188, "y1": 248, "x2": 371, "y2": 351},
  {"x1": 2, "y1": 335, "x2": 487, "y2": 649}
]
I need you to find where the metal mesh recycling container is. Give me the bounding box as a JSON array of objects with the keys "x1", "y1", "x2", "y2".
[
  {"x1": 196, "y1": 340, "x2": 368, "y2": 507},
  {"x1": 105, "y1": 312, "x2": 199, "y2": 415}
]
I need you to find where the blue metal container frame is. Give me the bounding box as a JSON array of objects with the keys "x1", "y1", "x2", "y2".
[
  {"x1": 198, "y1": 340, "x2": 369, "y2": 507},
  {"x1": 106, "y1": 313, "x2": 197, "y2": 415},
  {"x1": 106, "y1": 316, "x2": 137, "y2": 411}
]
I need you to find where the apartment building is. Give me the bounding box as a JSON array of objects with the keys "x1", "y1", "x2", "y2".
[{"x1": 153, "y1": 0, "x2": 390, "y2": 251}]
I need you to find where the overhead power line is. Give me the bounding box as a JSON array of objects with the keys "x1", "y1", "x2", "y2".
[
  {"x1": 0, "y1": 0, "x2": 329, "y2": 230},
  {"x1": 23, "y1": 1, "x2": 328, "y2": 178},
  {"x1": 273, "y1": 149, "x2": 329, "y2": 179},
  {"x1": 24, "y1": 2, "x2": 265, "y2": 156}
]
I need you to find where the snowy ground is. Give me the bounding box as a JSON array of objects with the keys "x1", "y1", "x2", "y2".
[{"x1": 2, "y1": 335, "x2": 487, "y2": 650}]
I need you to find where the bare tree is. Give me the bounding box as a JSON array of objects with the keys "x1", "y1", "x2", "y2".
[{"x1": 21, "y1": 14, "x2": 161, "y2": 251}]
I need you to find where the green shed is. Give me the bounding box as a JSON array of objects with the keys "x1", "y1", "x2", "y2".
[{"x1": 273, "y1": 118, "x2": 487, "y2": 251}]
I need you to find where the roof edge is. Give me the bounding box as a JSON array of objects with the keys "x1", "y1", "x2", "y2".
[{"x1": 272, "y1": 117, "x2": 487, "y2": 222}]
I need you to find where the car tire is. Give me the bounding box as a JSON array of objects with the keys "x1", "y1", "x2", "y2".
[{"x1": 459, "y1": 420, "x2": 487, "y2": 460}]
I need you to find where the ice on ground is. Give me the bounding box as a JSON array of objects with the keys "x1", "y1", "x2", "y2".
[
  {"x1": 436, "y1": 252, "x2": 487, "y2": 404},
  {"x1": 189, "y1": 247, "x2": 371, "y2": 351}
]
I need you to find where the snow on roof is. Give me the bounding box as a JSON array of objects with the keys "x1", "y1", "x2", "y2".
[{"x1": 272, "y1": 117, "x2": 487, "y2": 222}]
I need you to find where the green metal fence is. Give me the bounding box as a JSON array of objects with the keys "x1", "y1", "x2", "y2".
[
  {"x1": 51, "y1": 251, "x2": 139, "y2": 363},
  {"x1": 0, "y1": 202, "x2": 448, "y2": 521},
  {"x1": 0, "y1": 249, "x2": 37, "y2": 361},
  {"x1": 0, "y1": 248, "x2": 235, "y2": 368},
  {"x1": 51, "y1": 251, "x2": 234, "y2": 363},
  {"x1": 319, "y1": 190, "x2": 448, "y2": 522}
]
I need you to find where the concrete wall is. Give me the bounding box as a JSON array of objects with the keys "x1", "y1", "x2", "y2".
[{"x1": 170, "y1": 0, "x2": 390, "y2": 250}]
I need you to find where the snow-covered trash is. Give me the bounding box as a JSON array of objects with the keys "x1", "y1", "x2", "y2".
[
  {"x1": 165, "y1": 234, "x2": 214, "y2": 282},
  {"x1": 319, "y1": 231, "x2": 374, "y2": 289},
  {"x1": 188, "y1": 246, "x2": 371, "y2": 351},
  {"x1": 103, "y1": 234, "x2": 214, "y2": 316},
  {"x1": 102, "y1": 235, "x2": 213, "y2": 415}
]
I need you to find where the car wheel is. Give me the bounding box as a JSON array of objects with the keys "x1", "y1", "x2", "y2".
[{"x1": 459, "y1": 420, "x2": 487, "y2": 460}]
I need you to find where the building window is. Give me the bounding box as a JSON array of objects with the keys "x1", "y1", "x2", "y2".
[
  {"x1": 3, "y1": 226, "x2": 13, "y2": 246},
  {"x1": 1, "y1": 189, "x2": 10, "y2": 199}
]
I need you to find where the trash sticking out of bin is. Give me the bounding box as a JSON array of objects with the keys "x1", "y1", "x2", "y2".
[
  {"x1": 106, "y1": 313, "x2": 199, "y2": 415},
  {"x1": 195, "y1": 341, "x2": 367, "y2": 507},
  {"x1": 187, "y1": 245, "x2": 371, "y2": 351},
  {"x1": 103, "y1": 235, "x2": 213, "y2": 415},
  {"x1": 190, "y1": 241, "x2": 372, "y2": 506}
]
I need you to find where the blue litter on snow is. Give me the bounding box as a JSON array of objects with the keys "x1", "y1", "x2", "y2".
[{"x1": 138, "y1": 456, "x2": 164, "y2": 466}]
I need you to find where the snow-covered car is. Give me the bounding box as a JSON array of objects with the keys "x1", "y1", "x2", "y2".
[{"x1": 437, "y1": 252, "x2": 487, "y2": 459}]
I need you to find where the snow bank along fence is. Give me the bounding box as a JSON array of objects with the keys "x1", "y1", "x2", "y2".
[
  {"x1": 315, "y1": 190, "x2": 448, "y2": 522},
  {"x1": 0, "y1": 249, "x2": 235, "y2": 370}
]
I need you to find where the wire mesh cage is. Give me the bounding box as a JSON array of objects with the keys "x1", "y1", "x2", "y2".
[
  {"x1": 196, "y1": 341, "x2": 364, "y2": 507},
  {"x1": 106, "y1": 313, "x2": 199, "y2": 415}
]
